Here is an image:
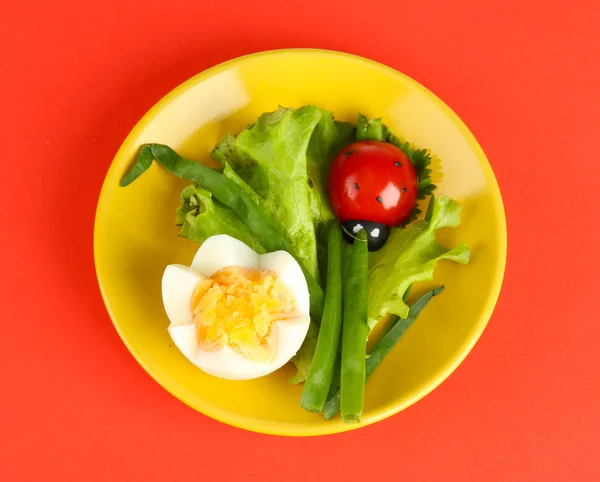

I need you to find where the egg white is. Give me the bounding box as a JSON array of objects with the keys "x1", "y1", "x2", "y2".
[
  {"x1": 191, "y1": 234, "x2": 259, "y2": 276},
  {"x1": 161, "y1": 264, "x2": 202, "y2": 326},
  {"x1": 162, "y1": 235, "x2": 311, "y2": 380}
]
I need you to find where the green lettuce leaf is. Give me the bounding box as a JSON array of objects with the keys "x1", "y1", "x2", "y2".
[
  {"x1": 221, "y1": 162, "x2": 265, "y2": 206},
  {"x1": 211, "y1": 133, "x2": 252, "y2": 169},
  {"x1": 367, "y1": 195, "x2": 470, "y2": 328},
  {"x1": 175, "y1": 185, "x2": 264, "y2": 253},
  {"x1": 207, "y1": 107, "x2": 354, "y2": 280},
  {"x1": 306, "y1": 111, "x2": 356, "y2": 226},
  {"x1": 234, "y1": 106, "x2": 323, "y2": 280},
  {"x1": 357, "y1": 113, "x2": 390, "y2": 141},
  {"x1": 212, "y1": 133, "x2": 270, "y2": 198}
]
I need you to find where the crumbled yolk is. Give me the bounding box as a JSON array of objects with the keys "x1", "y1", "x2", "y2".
[{"x1": 190, "y1": 266, "x2": 299, "y2": 361}]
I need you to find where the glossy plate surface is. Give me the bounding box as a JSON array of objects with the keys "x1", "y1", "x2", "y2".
[{"x1": 94, "y1": 49, "x2": 506, "y2": 436}]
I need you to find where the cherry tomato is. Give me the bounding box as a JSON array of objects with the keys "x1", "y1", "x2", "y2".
[{"x1": 328, "y1": 140, "x2": 418, "y2": 226}]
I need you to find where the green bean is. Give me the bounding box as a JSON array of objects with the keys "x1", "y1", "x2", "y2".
[
  {"x1": 300, "y1": 222, "x2": 343, "y2": 412},
  {"x1": 340, "y1": 229, "x2": 369, "y2": 424},
  {"x1": 120, "y1": 144, "x2": 324, "y2": 320},
  {"x1": 323, "y1": 286, "x2": 444, "y2": 420}
]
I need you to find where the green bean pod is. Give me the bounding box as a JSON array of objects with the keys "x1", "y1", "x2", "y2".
[
  {"x1": 300, "y1": 222, "x2": 343, "y2": 412},
  {"x1": 340, "y1": 229, "x2": 369, "y2": 424},
  {"x1": 323, "y1": 286, "x2": 444, "y2": 420}
]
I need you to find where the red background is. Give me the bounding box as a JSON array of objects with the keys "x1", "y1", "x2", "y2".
[{"x1": 1, "y1": 1, "x2": 599, "y2": 480}]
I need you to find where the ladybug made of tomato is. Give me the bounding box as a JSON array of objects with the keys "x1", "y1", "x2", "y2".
[{"x1": 328, "y1": 141, "x2": 418, "y2": 251}]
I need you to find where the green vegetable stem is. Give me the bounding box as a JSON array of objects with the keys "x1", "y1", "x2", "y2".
[
  {"x1": 340, "y1": 229, "x2": 369, "y2": 424},
  {"x1": 300, "y1": 222, "x2": 343, "y2": 412},
  {"x1": 323, "y1": 286, "x2": 444, "y2": 420},
  {"x1": 120, "y1": 144, "x2": 325, "y2": 321}
]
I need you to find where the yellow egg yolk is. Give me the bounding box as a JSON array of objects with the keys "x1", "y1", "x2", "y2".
[{"x1": 189, "y1": 266, "x2": 299, "y2": 361}]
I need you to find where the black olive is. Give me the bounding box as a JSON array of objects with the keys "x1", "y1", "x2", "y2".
[{"x1": 342, "y1": 220, "x2": 391, "y2": 252}]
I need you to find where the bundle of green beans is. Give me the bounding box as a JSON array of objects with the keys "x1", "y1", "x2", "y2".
[
  {"x1": 323, "y1": 286, "x2": 443, "y2": 420},
  {"x1": 300, "y1": 223, "x2": 443, "y2": 423}
]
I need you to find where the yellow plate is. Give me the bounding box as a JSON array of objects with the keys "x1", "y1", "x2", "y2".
[{"x1": 94, "y1": 49, "x2": 506, "y2": 436}]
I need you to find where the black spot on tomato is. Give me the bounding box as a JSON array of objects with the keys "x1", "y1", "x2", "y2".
[
  {"x1": 354, "y1": 183, "x2": 360, "y2": 190},
  {"x1": 344, "y1": 150, "x2": 355, "y2": 157},
  {"x1": 376, "y1": 196, "x2": 383, "y2": 203},
  {"x1": 394, "y1": 161, "x2": 402, "y2": 167},
  {"x1": 402, "y1": 187, "x2": 408, "y2": 192}
]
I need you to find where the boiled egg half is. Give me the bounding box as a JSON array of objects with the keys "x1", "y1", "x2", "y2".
[{"x1": 162, "y1": 234, "x2": 311, "y2": 380}]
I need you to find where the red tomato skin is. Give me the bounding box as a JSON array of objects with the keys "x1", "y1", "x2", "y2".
[{"x1": 327, "y1": 141, "x2": 418, "y2": 225}]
